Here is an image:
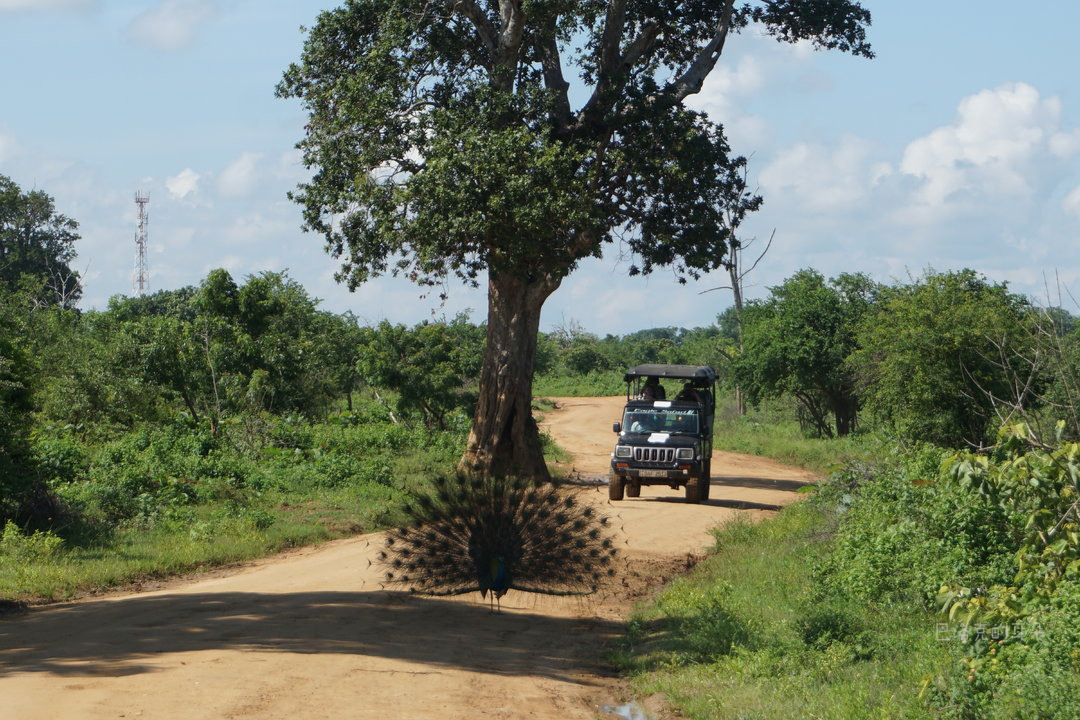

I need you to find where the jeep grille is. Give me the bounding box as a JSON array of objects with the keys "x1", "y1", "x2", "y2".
[{"x1": 633, "y1": 447, "x2": 675, "y2": 463}]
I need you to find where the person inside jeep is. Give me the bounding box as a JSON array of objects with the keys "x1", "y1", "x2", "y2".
[
  {"x1": 675, "y1": 382, "x2": 702, "y2": 403},
  {"x1": 640, "y1": 376, "x2": 666, "y2": 400}
]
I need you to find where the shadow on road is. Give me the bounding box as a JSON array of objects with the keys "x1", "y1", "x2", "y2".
[
  {"x1": 714, "y1": 476, "x2": 811, "y2": 493},
  {"x1": 0, "y1": 590, "x2": 619, "y2": 683},
  {"x1": 638, "y1": 495, "x2": 783, "y2": 511}
]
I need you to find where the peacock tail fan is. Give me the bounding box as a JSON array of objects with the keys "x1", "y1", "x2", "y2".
[{"x1": 375, "y1": 474, "x2": 619, "y2": 598}]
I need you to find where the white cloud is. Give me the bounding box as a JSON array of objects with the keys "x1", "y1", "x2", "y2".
[
  {"x1": 759, "y1": 135, "x2": 882, "y2": 213},
  {"x1": 211, "y1": 255, "x2": 243, "y2": 274},
  {"x1": 1063, "y1": 185, "x2": 1080, "y2": 220},
  {"x1": 693, "y1": 53, "x2": 771, "y2": 114},
  {"x1": 1050, "y1": 129, "x2": 1080, "y2": 158},
  {"x1": 900, "y1": 83, "x2": 1062, "y2": 208},
  {"x1": 0, "y1": 130, "x2": 19, "y2": 164},
  {"x1": 218, "y1": 152, "x2": 262, "y2": 197},
  {"x1": 128, "y1": 0, "x2": 215, "y2": 52},
  {"x1": 166, "y1": 168, "x2": 200, "y2": 199},
  {"x1": 0, "y1": 0, "x2": 92, "y2": 11},
  {"x1": 222, "y1": 212, "x2": 294, "y2": 246},
  {"x1": 154, "y1": 226, "x2": 196, "y2": 253},
  {"x1": 686, "y1": 36, "x2": 826, "y2": 150}
]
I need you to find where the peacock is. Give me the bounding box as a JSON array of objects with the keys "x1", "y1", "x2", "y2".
[{"x1": 376, "y1": 475, "x2": 619, "y2": 611}]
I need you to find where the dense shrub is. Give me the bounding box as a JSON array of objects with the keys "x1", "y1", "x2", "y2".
[
  {"x1": 815, "y1": 451, "x2": 1019, "y2": 607},
  {"x1": 851, "y1": 270, "x2": 1032, "y2": 447}
]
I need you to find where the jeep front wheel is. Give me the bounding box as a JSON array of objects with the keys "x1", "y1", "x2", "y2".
[
  {"x1": 608, "y1": 470, "x2": 625, "y2": 501},
  {"x1": 684, "y1": 476, "x2": 703, "y2": 503}
]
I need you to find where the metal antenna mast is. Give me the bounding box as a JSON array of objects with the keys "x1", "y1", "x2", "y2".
[{"x1": 133, "y1": 192, "x2": 149, "y2": 296}]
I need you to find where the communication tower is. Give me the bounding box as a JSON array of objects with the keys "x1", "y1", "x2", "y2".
[{"x1": 133, "y1": 192, "x2": 149, "y2": 296}]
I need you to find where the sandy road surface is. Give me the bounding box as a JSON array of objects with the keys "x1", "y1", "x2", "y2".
[{"x1": 0, "y1": 396, "x2": 816, "y2": 720}]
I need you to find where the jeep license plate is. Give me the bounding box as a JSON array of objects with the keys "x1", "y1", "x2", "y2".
[{"x1": 639, "y1": 469, "x2": 668, "y2": 478}]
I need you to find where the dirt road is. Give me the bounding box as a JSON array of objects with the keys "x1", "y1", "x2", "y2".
[{"x1": 0, "y1": 397, "x2": 815, "y2": 720}]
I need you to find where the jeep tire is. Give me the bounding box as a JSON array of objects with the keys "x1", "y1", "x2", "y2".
[
  {"x1": 685, "y1": 475, "x2": 703, "y2": 503},
  {"x1": 609, "y1": 469, "x2": 625, "y2": 501}
]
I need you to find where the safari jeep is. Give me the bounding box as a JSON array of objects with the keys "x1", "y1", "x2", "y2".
[{"x1": 609, "y1": 364, "x2": 716, "y2": 503}]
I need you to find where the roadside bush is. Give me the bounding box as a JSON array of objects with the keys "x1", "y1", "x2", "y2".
[
  {"x1": 932, "y1": 580, "x2": 1080, "y2": 720},
  {"x1": 930, "y1": 430, "x2": 1080, "y2": 718},
  {"x1": 851, "y1": 269, "x2": 1032, "y2": 448},
  {"x1": 32, "y1": 434, "x2": 89, "y2": 484},
  {"x1": 0, "y1": 520, "x2": 64, "y2": 560},
  {"x1": 652, "y1": 580, "x2": 752, "y2": 663},
  {"x1": 59, "y1": 425, "x2": 257, "y2": 524},
  {"x1": 815, "y1": 446, "x2": 1019, "y2": 607}
]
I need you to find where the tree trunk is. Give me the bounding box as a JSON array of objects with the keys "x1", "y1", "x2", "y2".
[
  {"x1": 728, "y1": 261, "x2": 747, "y2": 416},
  {"x1": 830, "y1": 388, "x2": 858, "y2": 437},
  {"x1": 733, "y1": 385, "x2": 746, "y2": 416},
  {"x1": 458, "y1": 269, "x2": 559, "y2": 481}
]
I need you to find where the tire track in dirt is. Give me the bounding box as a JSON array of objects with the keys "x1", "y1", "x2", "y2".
[{"x1": 0, "y1": 397, "x2": 815, "y2": 720}]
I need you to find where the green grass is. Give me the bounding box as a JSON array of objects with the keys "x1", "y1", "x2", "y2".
[
  {"x1": 533, "y1": 371, "x2": 624, "y2": 397},
  {"x1": 0, "y1": 461, "x2": 413, "y2": 604},
  {"x1": 0, "y1": 402, "x2": 585, "y2": 604},
  {"x1": 0, "y1": 411, "x2": 469, "y2": 603},
  {"x1": 713, "y1": 399, "x2": 878, "y2": 473},
  {"x1": 613, "y1": 502, "x2": 952, "y2": 720},
  {"x1": 1, "y1": 514, "x2": 332, "y2": 602}
]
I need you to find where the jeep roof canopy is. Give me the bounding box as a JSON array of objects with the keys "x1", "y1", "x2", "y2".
[{"x1": 623, "y1": 364, "x2": 717, "y2": 385}]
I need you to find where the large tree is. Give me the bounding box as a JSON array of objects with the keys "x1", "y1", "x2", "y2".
[
  {"x1": 851, "y1": 269, "x2": 1033, "y2": 448},
  {"x1": 736, "y1": 269, "x2": 877, "y2": 437},
  {"x1": 0, "y1": 175, "x2": 81, "y2": 308},
  {"x1": 278, "y1": 0, "x2": 873, "y2": 480}
]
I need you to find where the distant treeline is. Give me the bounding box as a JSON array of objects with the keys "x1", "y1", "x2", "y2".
[{"x1": 4, "y1": 173, "x2": 1080, "y2": 531}]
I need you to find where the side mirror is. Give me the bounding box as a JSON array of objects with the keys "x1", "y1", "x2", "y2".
[{"x1": 612, "y1": 422, "x2": 622, "y2": 433}]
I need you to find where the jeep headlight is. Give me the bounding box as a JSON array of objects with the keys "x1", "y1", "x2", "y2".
[
  {"x1": 676, "y1": 447, "x2": 694, "y2": 460},
  {"x1": 615, "y1": 445, "x2": 633, "y2": 458}
]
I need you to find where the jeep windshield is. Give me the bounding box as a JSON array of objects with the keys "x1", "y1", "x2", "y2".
[{"x1": 622, "y1": 408, "x2": 699, "y2": 435}]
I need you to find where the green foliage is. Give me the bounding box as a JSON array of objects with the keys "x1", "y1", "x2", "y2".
[
  {"x1": 0, "y1": 294, "x2": 38, "y2": 522},
  {"x1": 356, "y1": 315, "x2": 484, "y2": 428},
  {"x1": 0, "y1": 174, "x2": 81, "y2": 307},
  {"x1": 938, "y1": 428, "x2": 1080, "y2": 640},
  {"x1": 30, "y1": 270, "x2": 350, "y2": 436},
  {"x1": 815, "y1": 450, "x2": 1019, "y2": 607},
  {"x1": 711, "y1": 394, "x2": 872, "y2": 472},
  {"x1": 531, "y1": 371, "x2": 624, "y2": 397},
  {"x1": 2, "y1": 394, "x2": 470, "y2": 601},
  {"x1": 737, "y1": 269, "x2": 878, "y2": 437},
  {"x1": 532, "y1": 323, "x2": 729, "y2": 396},
  {"x1": 616, "y1": 404, "x2": 1077, "y2": 719},
  {"x1": 0, "y1": 520, "x2": 64, "y2": 560},
  {"x1": 269, "y1": 0, "x2": 857, "y2": 290},
  {"x1": 616, "y1": 503, "x2": 949, "y2": 720},
  {"x1": 851, "y1": 269, "x2": 1032, "y2": 448}
]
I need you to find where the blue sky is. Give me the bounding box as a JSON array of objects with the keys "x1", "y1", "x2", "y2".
[{"x1": 2, "y1": 1, "x2": 1078, "y2": 334}]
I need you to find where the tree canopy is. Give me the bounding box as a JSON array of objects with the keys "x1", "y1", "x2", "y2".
[
  {"x1": 277, "y1": 0, "x2": 874, "y2": 290},
  {"x1": 279, "y1": 0, "x2": 873, "y2": 478},
  {"x1": 0, "y1": 174, "x2": 81, "y2": 308},
  {"x1": 850, "y1": 269, "x2": 1033, "y2": 448},
  {"x1": 737, "y1": 269, "x2": 877, "y2": 437}
]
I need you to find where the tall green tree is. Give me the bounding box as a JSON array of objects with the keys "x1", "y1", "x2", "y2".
[
  {"x1": 356, "y1": 316, "x2": 485, "y2": 429},
  {"x1": 278, "y1": 0, "x2": 873, "y2": 479},
  {"x1": 737, "y1": 269, "x2": 877, "y2": 437},
  {"x1": 0, "y1": 175, "x2": 81, "y2": 308},
  {"x1": 0, "y1": 295, "x2": 35, "y2": 522},
  {"x1": 851, "y1": 269, "x2": 1033, "y2": 448}
]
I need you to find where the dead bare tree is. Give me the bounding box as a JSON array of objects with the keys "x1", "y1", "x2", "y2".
[
  {"x1": 961, "y1": 275, "x2": 1080, "y2": 448},
  {"x1": 700, "y1": 228, "x2": 773, "y2": 414}
]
